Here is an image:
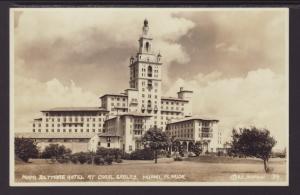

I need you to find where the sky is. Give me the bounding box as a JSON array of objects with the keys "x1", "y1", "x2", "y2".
[{"x1": 12, "y1": 8, "x2": 288, "y2": 150}]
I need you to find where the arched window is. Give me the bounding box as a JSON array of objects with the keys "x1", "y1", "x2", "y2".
[
  {"x1": 145, "y1": 42, "x2": 150, "y2": 52},
  {"x1": 147, "y1": 66, "x2": 152, "y2": 77},
  {"x1": 148, "y1": 100, "x2": 152, "y2": 107}
]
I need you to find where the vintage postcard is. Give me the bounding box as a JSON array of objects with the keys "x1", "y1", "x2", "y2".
[{"x1": 10, "y1": 7, "x2": 289, "y2": 186}]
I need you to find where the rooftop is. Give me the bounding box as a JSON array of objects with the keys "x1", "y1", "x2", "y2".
[
  {"x1": 120, "y1": 112, "x2": 152, "y2": 117},
  {"x1": 41, "y1": 107, "x2": 108, "y2": 112},
  {"x1": 105, "y1": 112, "x2": 152, "y2": 121},
  {"x1": 98, "y1": 131, "x2": 120, "y2": 137},
  {"x1": 15, "y1": 132, "x2": 95, "y2": 139},
  {"x1": 100, "y1": 93, "x2": 128, "y2": 99},
  {"x1": 161, "y1": 96, "x2": 189, "y2": 102},
  {"x1": 167, "y1": 116, "x2": 219, "y2": 125}
]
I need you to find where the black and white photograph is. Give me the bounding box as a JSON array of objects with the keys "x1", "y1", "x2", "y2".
[{"x1": 10, "y1": 7, "x2": 289, "y2": 186}]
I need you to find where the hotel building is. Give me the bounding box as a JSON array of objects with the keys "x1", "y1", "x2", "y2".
[{"x1": 16, "y1": 19, "x2": 222, "y2": 153}]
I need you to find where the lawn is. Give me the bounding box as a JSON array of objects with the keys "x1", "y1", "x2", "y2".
[{"x1": 14, "y1": 156, "x2": 287, "y2": 183}]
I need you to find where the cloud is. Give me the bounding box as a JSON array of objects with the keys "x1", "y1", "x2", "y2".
[
  {"x1": 165, "y1": 68, "x2": 288, "y2": 149},
  {"x1": 14, "y1": 9, "x2": 195, "y2": 92},
  {"x1": 169, "y1": 9, "x2": 288, "y2": 82},
  {"x1": 14, "y1": 75, "x2": 98, "y2": 132}
]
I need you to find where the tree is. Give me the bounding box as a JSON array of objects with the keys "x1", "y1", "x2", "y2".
[
  {"x1": 15, "y1": 137, "x2": 39, "y2": 162},
  {"x1": 193, "y1": 141, "x2": 202, "y2": 156},
  {"x1": 230, "y1": 127, "x2": 277, "y2": 173},
  {"x1": 142, "y1": 126, "x2": 170, "y2": 163}
]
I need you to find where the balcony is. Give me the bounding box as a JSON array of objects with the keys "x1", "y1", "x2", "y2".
[
  {"x1": 201, "y1": 132, "x2": 213, "y2": 138},
  {"x1": 133, "y1": 129, "x2": 143, "y2": 137},
  {"x1": 147, "y1": 105, "x2": 152, "y2": 111},
  {"x1": 130, "y1": 99, "x2": 138, "y2": 105}
]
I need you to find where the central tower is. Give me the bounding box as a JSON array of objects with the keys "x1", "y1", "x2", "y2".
[{"x1": 129, "y1": 19, "x2": 163, "y2": 128}]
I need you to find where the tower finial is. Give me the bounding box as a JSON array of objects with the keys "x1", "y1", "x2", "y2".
[
  {"x1": 142, "y1": 19, "x2": 149, "y2": 36},
  {"x1": 144, "y1": 18, "x2": 148, "y2": 27}
]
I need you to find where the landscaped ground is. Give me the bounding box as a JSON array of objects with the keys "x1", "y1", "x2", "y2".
[{"x1": 14, "y1": 156, "x2": 287, "y2": 183}]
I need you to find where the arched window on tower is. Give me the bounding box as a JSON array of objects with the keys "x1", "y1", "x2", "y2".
[
  {"x1": 145, "y1": 42, "x2": 150, "y2": 52},
  {"x1": 147, "y1": 66, "x2": 152, "y2": 77},
  {"x1": 147, "y1": 100, "x2": 152, "y2": 108}
]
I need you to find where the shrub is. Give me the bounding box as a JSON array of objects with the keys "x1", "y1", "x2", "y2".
[
  {"x1": 77, "y1": 152, "x2": 87, "y2": 164},
  {"x1": 96, "y1": 147, "x2": 111, "y2": 156},
  {"x1": 104, "y1": 155, "x2": 113, "y2": 165},
  {"x1": 86, "y1": 155, "x2": 93, "y2": 164},
  {"x1": 158, "y1": 150, "x2": 168, "y2": 158},
  {"x1": 42, "y1": 144, "x2": 72, "y2": 159},
  {"x1": 121, "y1": 152, "x2": 131, "y2": 160},
  {"x1": 179, "y1": 145, "x2": 185, "y2": 157},
  {"x1": 174, "y1": 156, "x2": 183, "y2": 161},
  {"x1": 15, "y1": 138, "x2": 39, "y2": 162},
  {"x1": 96, "y1": 147, "x2": 122, "y2": 161},
  {"x1": 188, "y1": 152, "x2": 196, "y2": 157},
  {"x1": 116, "y1": 158, "x2": 123, "y2": 163},
  {"x1": 94, "y1": 155, "x2": 105, "y2": 165},
  {"x1": 57, "y1": 156, "x2": 69, "y2": 164},
  {"x1": 70, "y1": 155, "x2": 78, "y2": 164},
  {"x1": 166, "y1": 153, "x2": 171, "y2": 158},
  {"x1": 193, "y1": 142, "x2": 202, "y2": 156},
  {"x1": 130, "y1": 148, "x2": 154, "y2": 160}
]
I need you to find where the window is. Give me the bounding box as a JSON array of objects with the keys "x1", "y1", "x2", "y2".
[
  {"x1": 107, "y1": 143, "x2": 110, "y2": 148},
  {"x1": 129, "y1": 145, "x2": 132, "y2": 151},
  {"x1": 145, "y1": 42, "x2": 150, "y2": 52},
  {"x1": 147, "y1": 66, "x2": 152, "y2": 77}
]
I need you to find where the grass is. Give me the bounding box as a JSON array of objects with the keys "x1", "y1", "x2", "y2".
[{"x1": 14, "y1": 156, "x2": 287, "y2": 183}]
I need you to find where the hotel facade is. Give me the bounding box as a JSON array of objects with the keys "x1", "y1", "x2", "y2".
[{"x1": 16, "y1": 19, "x2": 223, "y2": 154}]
